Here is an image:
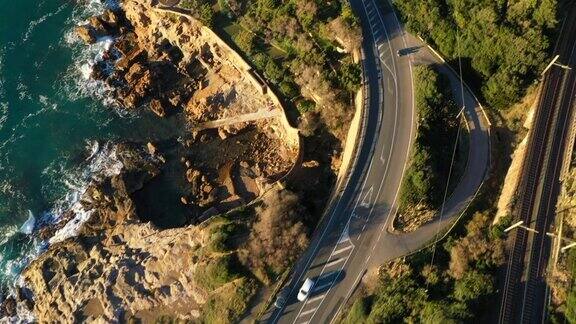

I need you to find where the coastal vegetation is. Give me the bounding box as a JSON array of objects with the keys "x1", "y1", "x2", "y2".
[
  {"x1": 184, "y1": 0, "x2": 363, "y2": 140},
  {"x1": 392, "y1": 0, "x2": 558, "y2": 110},
  {"x1": 396, "y1": 65, "x2": 465, "y2": 230},
  {"x1": 343, "y1": 210, "x2": 506, "y2": 323},
  {"x1": 194, "y1": 188, "x2": 310, "y2": 322},
  {"x1": 352, "y1": 1, "x2": 563, "y2": 320},
  {"x1": 341, "y1": 0, "x2": 560, "y2": 310},
  {"x1": 242, "y1": 189, "x2": 309, "y2": 285}
]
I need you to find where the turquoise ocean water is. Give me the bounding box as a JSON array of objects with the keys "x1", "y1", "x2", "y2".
[{"x1": 0, "y1": 0, "x2": 186, "y2": 295}]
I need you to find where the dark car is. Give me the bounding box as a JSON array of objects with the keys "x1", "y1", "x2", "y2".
[{"x1": 274, "y1": 287, "x2": 290, "y2": 308}]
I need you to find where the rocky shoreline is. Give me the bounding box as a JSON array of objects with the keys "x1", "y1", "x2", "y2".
[
  {"x1": 3, "y1": 0, "x2": 303, "y2": 321},
  {"x1": 71, "y1": 0, "x2": 301, "y2": 221}
]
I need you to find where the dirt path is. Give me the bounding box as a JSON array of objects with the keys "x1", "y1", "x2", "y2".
[{"x1": 191, "y1": 108, "x2": 281, "y2": 131}]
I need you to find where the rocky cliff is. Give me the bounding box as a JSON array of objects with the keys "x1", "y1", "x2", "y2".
[
  {"x1": 14, "y1": 142, "x2": 257, "y2": 322},
  {"x1": 4, "y1": 0, "x2": 313, "y2": 321}
]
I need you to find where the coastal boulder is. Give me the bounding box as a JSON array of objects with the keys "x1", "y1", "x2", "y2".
[
  {"x1": 116, "y1": 47, "x2": 147, "y2": 71},
  {"x1": 75, "y1": 17, "x2": 111, "y2": 44},
  {"x1": 133, "y1": 69, "x2": 154, "y2": 97},
  {"x1": 150, "y1": 99, "x2": 167, "y2": 117},
  {"x1": 75, "y1": 25, "x2": 97, "y2": 44},
  {"x1": 125, "y1": 62, "x2": 148, "y2": 84},
  {"x1": 0, "y1": 297, "x2": 16, "y2": 317},
  {"x1": 100, "y1": 9, "x2": 121, "y2": 31}
]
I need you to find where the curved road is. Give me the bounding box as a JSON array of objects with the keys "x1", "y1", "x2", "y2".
[{"x1": 261, "y1": 0, "x2": 491, "y2": 323}]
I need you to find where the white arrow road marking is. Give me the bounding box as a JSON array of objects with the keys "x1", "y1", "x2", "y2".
[{"x1": 360, "y1": 186, "x2": 374, "y2": 207}]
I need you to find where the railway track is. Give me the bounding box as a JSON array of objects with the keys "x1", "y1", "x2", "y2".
[{"x1": 499, "y1": 5, "x2": 576, "y2": 323}]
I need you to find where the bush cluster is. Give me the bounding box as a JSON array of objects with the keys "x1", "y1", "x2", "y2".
[
  {"x1": 393, "y1": 0, "x2": 558, "y2": 110},
  {"x1": 227, "y1": 0, "x2": 362, "y2": 139},
  {"x1": 344, "y1": 211, "x2": 505, "y2": 323},
  {"x1": 400, "y1": 65, "x2": 459, "y2": 211},
  {"x1": 244, "y1": 189, "x2": 309, "y2": 284}
]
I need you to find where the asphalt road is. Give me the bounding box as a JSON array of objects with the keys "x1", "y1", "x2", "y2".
[
  {"x1": 261, "y1": 0, "x2": 491, "y2": 323},
  {"x1": 498, "y1": 4, "x2": 576, "y2": 323}
]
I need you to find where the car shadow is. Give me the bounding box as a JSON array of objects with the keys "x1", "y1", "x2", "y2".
[{"x1": 399, "y1": 46, "x2": 422, "y2": 56}]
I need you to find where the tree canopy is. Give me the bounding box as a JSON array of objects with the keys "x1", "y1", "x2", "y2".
[{"x1": 394, "y1": 0, "x2": 558, "y2": 109}]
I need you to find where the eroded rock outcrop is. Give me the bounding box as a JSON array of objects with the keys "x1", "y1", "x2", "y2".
[{"x1": 17, "y1": 144, "x2": 210, "y2": 322}]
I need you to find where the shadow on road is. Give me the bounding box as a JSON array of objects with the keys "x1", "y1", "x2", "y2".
[{"x1": 399, "y1": 46, "x2": 422, "y2": 56}]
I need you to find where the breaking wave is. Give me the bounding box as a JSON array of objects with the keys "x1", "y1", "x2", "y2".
[
  {"x1": 42, "y1": 140, "x2": 124, "y2": 241},
  {"x1": 0, "y1": 140, "x2": 125, "y2": 323},
  {"x1": 61, "y1": 0, "x2": 128, "y2": 115}
]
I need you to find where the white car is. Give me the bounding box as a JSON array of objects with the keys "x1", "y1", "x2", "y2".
[{"x1": 297, "y1": 278, "x2": 315, "y2": 301}]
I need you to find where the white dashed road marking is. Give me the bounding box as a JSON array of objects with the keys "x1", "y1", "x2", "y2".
[
  {"x1": 300, "y1": 308, "x2": 317, "y2": 317},
  {"x1": 307, "y1": 294, "x2": 326, "y2": 303},
  {"x1": 333, "y1": 245, "x2": 353, "y2": 255},
  {"x1": 325, "y1": 257, "x2": 346, "y2": 268}
]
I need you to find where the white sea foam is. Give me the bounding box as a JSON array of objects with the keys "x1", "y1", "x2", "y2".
[
  {"x1": 62, "y1": 0, "x2": 123, "y2": 110},
  {"x1": 1, "y1": 0, "x2": 122, "y2": 320},
  {"x1": 16, "y1": 82, "x2": 30, "y2": 101},
  {"x1": 86, "y1": 140, "x2": 100, "y2": 160},
  {"x1": 0, "y1": 225, "x2": 17, "y2": 247},
  {"x1": 22, "y1": 3, "x2": 67, "y2": 43},
  {"x1": 43, "y1": 141, "x2": 124, "y2": 245},
  {"x1": 18, "y1": 211, "x2": 35, "y2": 235},
  {"x1": 63, "y1": 35, "x2": 119, "y2": 107},
  {"x1": 0, "y1": 102, "x2": 7, "y2": 131},
  {"x1": 49, "y1": 209, "x2": 94, "y2": 245}
]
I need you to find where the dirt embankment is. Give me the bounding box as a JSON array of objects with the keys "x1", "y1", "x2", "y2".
[{"x1": 495, "y1": 87, "x2": 539, "y2": 224}]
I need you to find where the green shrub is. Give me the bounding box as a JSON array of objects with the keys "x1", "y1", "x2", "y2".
[
  {"x1": 419, "y1": 301, "x2": 471, "y2": 323},
  {"x1": 264, "y1": 59, "x2": 284, "y2": 84},
  {"x1": 399, "y1": 65, "x2": 459, "y2": 211},
  {"x1": 453, "y1": 270, "x2": 494, "y2": 302},
  {"x1": 335, "y1": 60, "x2": 361, "y2": 93},
  {"x1": 296, "y1": 100, "x2": 316, "y2": 114},
  {"x1": 200, "y1": 3, "x2": 214, "y2": 26},
  {"x1": 342, "y1": 298, "x2": 369, "y2": 324},
  {"x1": 180, "y1": 0, "x2": 215, "y2": 27},
  {"x1": 566, "y1": 287, "x2": 576, "y2": 324},
  {"x1": 234, "y1": 29, "x2": 256, "y2": 54},
  {"x1": 208, "y1": 222, "x2": 239, "y2": 253},
  {"x1": 367, "y1": 274, "x2": 427, "y2": 323},
  {"x1": 202, "y1": 277, "x2": 258, "y2": 324},
  {"x1": 196, "y1": 255, "x2": 240, "y2": 290},
  {"x1": 490, "y1": 215, "x2": 512, "y2": 240},
  {"x1": 279, "y1": 80, "x2": 300, "y2": 99}
]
